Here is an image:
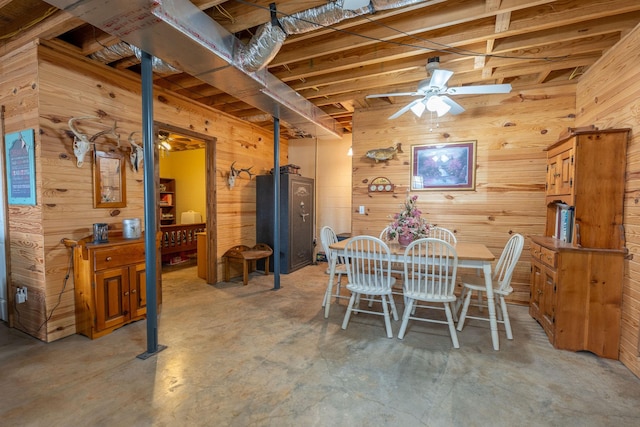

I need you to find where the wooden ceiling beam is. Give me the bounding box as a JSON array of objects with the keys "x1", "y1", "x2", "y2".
[{"x1": 272, "y1": 0, "x2": 556, "y2": 67}]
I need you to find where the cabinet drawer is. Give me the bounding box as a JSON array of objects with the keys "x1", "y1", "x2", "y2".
[
  {"x1": 530, "y1": 242, "x2": 557, "y2": 268},
  {"x1": 93, "y1": 243, "x2": 146, "y2": 270}
]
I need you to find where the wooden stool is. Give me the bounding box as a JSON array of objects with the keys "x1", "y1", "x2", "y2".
[{"x1": 223, "y1": 243, "x2": 273, "y2": 285}]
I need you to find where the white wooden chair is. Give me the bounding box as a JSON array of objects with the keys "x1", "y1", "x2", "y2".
[
  {"x1": 320, "y1": 226, "x2": 349, "y2": 308},
  {"x1": 429, "y1": 226, "x2": 457, "y2": 245},
  {"x1": 398, "y1": 238, "x2": 460, "y2": 348},
  {"x1": 379, "y1": 225, "x2": 405, "y2": 304},
  {"x1": 456, "y1": 234, "x2": 525, "y2": 341},
  {"x1": 341, "y1": 236, "x2": 398, "y2": 338}
]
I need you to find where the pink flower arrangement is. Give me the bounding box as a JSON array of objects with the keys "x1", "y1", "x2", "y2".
[{"x1": 386, "y1": 195, "x2": 430, "y2": 240}]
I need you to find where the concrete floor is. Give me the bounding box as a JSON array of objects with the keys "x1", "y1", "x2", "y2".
[{"x1": 2, "y1": 263, "x2": 640, "y2": 427}]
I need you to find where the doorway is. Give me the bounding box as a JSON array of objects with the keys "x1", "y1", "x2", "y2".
[{"x1": 154, "y1": 123, "x2": 217, "y2": 284}]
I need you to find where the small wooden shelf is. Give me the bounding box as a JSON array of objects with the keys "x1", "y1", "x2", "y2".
[{"x1": 159, "y1": 178, "x2": 176, "y2": 225}]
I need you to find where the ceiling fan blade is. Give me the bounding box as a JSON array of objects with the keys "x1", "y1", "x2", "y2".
[
  {"x1": 446, "y1": 83, "x2": 512, "y2": 95},
  {"x1": 366, "y1": 92, "x2": 418, "y2": 98},
  {"x1": 388, "y1": 99, "x2": 423, "y2": 120},
  {"x1": 439, "y1": 96, "x2": 465, "y2": 115},
  {"x1": 429, "y1": 69, "x2": 454, "y2": 89}
]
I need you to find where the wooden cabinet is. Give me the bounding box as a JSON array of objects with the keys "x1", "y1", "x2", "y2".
[
  {"x1": 73, "y1": 233, "x2": 160, "y2": 339},
  {"x1": 530, "y1": 128, "x2": 629, "y2": 359},
  {"x1": 256, "y1": 174, "x2": 314, "y2": 274},
  {"x1": 159, "y1": 178, "x2": 176, "y2": 225},
  {"x1": 529, "y1": 237, "x2": 624, "y2": 359},
  {"x1": 543, "y1": 128, "x2": 628, "y2": 249}
]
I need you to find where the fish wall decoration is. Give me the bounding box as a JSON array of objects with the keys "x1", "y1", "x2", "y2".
[{"x1": 365, "y1": 143, "x2": 403, "y2": 163}]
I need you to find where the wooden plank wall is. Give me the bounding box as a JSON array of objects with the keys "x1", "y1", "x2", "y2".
[
  {"x1": 575, "y1": 23, "x2": 640, "y2": 377},
  {"x1": 352, "y1": 83, "x2": 577, "y2": 305},
  {"x1": 0, "y1": 41, "x2": 47, "y2": 340},
  {"x1": 1, "y1": 40, "x2": 286, "y2": 342}
]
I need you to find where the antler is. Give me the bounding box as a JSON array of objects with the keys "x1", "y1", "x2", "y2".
[
  {"x1": 68, "y1": 116, "x2": 121, "y2": 167},
  {"x1": 228, "y1": 162, "x2": 254, "y2": 188},
  {"x1": 238, "y1": 166, "x2": 254, "y2": 180},
  {"x1": 89, "y1": 120, "x2": 120, "y2": 145},
  {"x1": 68, "y1": 116, "x2": 97, "y2": 168}
]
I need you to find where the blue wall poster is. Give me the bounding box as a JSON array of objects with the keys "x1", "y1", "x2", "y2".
[{"x1": 4, "y1": 129, "x2": 36, "y2": 205}]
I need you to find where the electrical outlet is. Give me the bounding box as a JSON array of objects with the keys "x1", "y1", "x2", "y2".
[
  {"x1": 16, "y1": 287, "x2": 27, "y2": 304},
  {"x1": 359, "y1": 205, "x2": 365, "y2": 214}
]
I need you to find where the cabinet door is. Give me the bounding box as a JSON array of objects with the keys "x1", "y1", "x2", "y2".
[
  {"x1": 529, "y1": 259, "x2": 543, "y2": 320},
  {"x1": 540, "y1": 265, "x2": 556, "y2": 339},
  {"x1": 547, "y1": 148, "x2": 573, "y2": 197},
  {"x1": 129, "y1": 263, "x2": 147, "y2": 319},
  {"x1": 95, "y1": 267, "x2": 130, "y2": 332}
]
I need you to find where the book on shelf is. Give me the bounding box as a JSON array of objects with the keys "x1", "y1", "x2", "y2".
[
  {"x1": 554, "y1": 203, "x2": 574, "y2": 243},
  {"x1": 160, "y1": 193, "x2": 173, "y2": 206}
]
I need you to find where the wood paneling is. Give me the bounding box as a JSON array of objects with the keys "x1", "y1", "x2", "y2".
[
  {"x1": 0, "y1": 41, "x2": 286, "y2": 341},
  {"x1": 576, "y1": 22, "x2": 640, "y2": 377},
  {"x1": 352, "y1": 84, "x2": 577, "y2": 306}
]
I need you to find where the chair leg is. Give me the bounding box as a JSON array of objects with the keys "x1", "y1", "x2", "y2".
[
  {"x1": 341, "y1": 293, "x2": 358, "y2": 330},
  {"x1": 398, "y1": 299, "x2": 414, "y2": 339},
  {"x1": 456, "y1": 287, "x2": 473, "y2": 332},
  {"x1": 242, "y1": 260, "x2": 249, "y2": 285},
  {"x1": 456, "y1": 286, "x2": 467, "y2": 314},
  {"x1": 381, "y1": 295, "x2": 393, "y2": 338},
  {"x1": 500, "y1": 296, "x2": 513, "y2": 340},
  {"x1": 444, "y1": 302, "x2": 460, "y2": 349},
  {"x1": 477, "y1": 289, "x2": 484, "y2": 312},
  {"x1": 386, "y1": 293, "x2": 398, "y2": 321}
]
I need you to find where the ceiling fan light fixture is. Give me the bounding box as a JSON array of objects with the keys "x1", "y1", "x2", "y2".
[
  {"x1": 426, "y1": 96, "x2": 451, "y2": 117},
  {"x1": 410, "y1": 100, "x2": 426, "y2": 118}
]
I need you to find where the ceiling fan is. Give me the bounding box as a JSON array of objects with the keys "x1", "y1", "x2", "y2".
[{"x1": 366, "y1": 57, "x2": 512, "y2": 120}]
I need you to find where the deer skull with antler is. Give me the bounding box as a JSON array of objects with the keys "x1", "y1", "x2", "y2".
[
  {"x1": 227, "y1": 161, "x2": 255, "y2": 189},
  {"x1": 128, "y1": 131, "x2": 144, "y2": 173},
  {"x1": 68, "y1": 116, "x2": 120, "y2": 167}
]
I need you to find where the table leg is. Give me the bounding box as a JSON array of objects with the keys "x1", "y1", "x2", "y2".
[
  {"x1": 483, "y1": 263, "x2": 499, "y2": 350},
  {"x1": 324, "y1": 253, "x2": 338, "y2": 319}
]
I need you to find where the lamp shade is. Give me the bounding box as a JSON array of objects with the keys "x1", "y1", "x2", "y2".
[
  {"x1": 410, "y1": 100, "x2": 426, "y2": 118},
  {"x1": 426, "y1": 96, "x2": 451, "y2": 117}
]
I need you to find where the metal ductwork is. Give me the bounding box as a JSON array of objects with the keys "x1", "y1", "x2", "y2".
[
  {"x1": 89, "y1": 41, "x2": 181, "y2": 75},
  {"x1": 237, "y1": 0, "x2": 430, "y2": 72},
  {"x1": 44, "y1": 0, "x2": 343, "y2": 139},
  {"x1": 47, "y1": 0, "x2": 430, "y2": 138}
]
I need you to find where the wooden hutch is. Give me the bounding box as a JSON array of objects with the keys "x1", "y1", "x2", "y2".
[
  {"x1": 73, "y1": 231, "x2": 162, "y2": 339},
  {"x1": 529, "y1": 127, "x2": 629, "y2": 359}
]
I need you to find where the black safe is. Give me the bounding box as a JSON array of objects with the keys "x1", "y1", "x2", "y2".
[{"x1": 256, "y1": 174, "x2": 314, "y2": 274}]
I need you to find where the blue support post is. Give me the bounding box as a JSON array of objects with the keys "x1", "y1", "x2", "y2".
[
  {"x1": 273, "y1": 116, "x2": 281, "y2": 290},
  {"x1": 137, "y1": 50, "x2": 167, "y2": 359}
]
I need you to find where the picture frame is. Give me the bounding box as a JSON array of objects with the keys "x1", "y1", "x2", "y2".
[
  {"x1": 93, "y1": 150, "x2": 127, "y2": 208},
  {"x1": 411, "y1": 140, "x2": 477, "y2": 191},
  {"x1": 4, "y1": 129, "x2": 36, "y2": 205}
]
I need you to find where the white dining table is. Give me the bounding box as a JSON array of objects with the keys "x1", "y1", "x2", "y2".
[{"x1": 325, "y1": 239, "x2": 501, "y2": 350}]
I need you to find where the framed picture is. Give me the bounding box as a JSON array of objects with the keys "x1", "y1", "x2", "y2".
[
  {"x1": 411, "y1": 140, "x2": 477, "y2": 191},
  {"x1": 4, "y1": 129, "x2": 36, "y2": 205},
  {"x1": 93, "y1": 150, "x2": 127, "y2": 208}
]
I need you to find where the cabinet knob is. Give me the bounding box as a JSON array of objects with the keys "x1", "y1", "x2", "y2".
[
  {"x1": 537, "y1": 289, "x2": 543, "y2": 295},
  {"x1": 105, "y1": 256, "x2": 112, "y2": 262},
  {"x1": 124, "y1": 291, "x2": 129, "y2": 296},
  {"x1": 131, "y1": 289, "x2": 136, "y2": 293}
]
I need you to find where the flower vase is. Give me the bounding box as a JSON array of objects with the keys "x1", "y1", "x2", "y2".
[{"x1": 398, "y1": 234, "x2": 413, "y2": 247}]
